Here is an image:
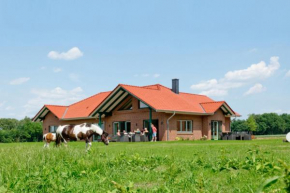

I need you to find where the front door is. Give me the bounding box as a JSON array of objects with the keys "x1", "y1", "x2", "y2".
[{"x1": 211, "y1": 121, "x2": 222, "y2": 140}]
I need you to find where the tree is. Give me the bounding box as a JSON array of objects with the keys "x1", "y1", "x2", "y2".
[
  {"x1": 231, "y1": 119, "x2": 249, "y2": 132},
  {"x1": 0, "y1": 117, "x2": 43, "y2": 143},
  {"x1": 281, "y1": 114, "x2": 290, "y2": 133},
  {"x1": 246, "y1": 114, "x2": 257, "y2": 134},
  {"x1": 0, "y1": 118, "x2": 18, "y2": 130}
]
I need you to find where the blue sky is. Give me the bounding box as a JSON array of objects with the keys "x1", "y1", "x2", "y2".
[{"x1": 0, "y1": 0, "x2": 289, "y2": 119}]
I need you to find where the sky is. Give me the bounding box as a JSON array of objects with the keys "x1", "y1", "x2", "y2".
[{"x1": 0, "y1": 0, "x2": 289, "y2": 120}]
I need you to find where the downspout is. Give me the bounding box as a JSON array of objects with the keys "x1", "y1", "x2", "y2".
[{"x1": 166, "y1": 111, "x2": 176, "y2": 141}]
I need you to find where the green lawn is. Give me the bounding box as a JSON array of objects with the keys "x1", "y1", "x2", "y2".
[{"x1": 0, "y1": 139, "x2": 290, "y2": 192}]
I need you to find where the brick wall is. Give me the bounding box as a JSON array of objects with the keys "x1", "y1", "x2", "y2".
[{"x1": 43, "y1": 112, "x2": 98, "y2": 134}]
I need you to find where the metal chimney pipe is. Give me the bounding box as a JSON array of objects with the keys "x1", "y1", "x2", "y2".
[{"x1": 172, "y1": 79, "x2": 179, "y2": 94}]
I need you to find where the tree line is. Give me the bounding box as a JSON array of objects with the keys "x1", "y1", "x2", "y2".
[
  {"x1": 231, "y1": 113, "x2": 290, "y2": 135},
  {"x1": 0, "y1": 117, "x2": 42, "y2": 143}
]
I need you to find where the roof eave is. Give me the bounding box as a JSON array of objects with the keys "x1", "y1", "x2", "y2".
[
  {"x1": 32, "y1": 106, "x2": 48, "y2": 122},
  {"x1": 155, "y1": 109, "x2": 213, "y2": 116},
  {"x1": 60, "y1": 117, "x2": 97, "y2": 121}
]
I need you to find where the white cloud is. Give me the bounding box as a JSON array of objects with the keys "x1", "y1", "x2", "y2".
[
  {"x1": 48, "y1": 47, "x2": 83, "y2": 60},
  {"x1": 200, "y1": 89, "x2": 228, "y2": 97},
  {"x1": 225, "y1": 56, "x2": 279, "y2": 81},
  {"x1": 41, "y1": 66, "x2": 47, "y2": 70},
  {"x1": 190, "y1": 57, "x2": 280, "y2": 97},
  {"x1": 153, "y1": 74, "x2": 160, "y2": 78},
  {"x1": 286, "y1": 70, "x2": 290, "y2": 77},
  {"x1": 10, "y1": 77, "x2": 30, "y2": 85},
  {"x1": 244, "y1": 83, "x2": 266, "y2": 96},
  {"x1": 53, "y1": 68, "x2": 62, "y2": 73},
  {"x1": 23, "y1": 87, "x2": 84, "y2": 117}
]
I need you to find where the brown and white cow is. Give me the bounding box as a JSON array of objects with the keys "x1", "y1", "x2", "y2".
[
  {"x1": 55, "y1": 123, "x2": 109, "y2": 151},
  {"x1": 43, "y1": 133, "x2": 56, "y2": 148}
]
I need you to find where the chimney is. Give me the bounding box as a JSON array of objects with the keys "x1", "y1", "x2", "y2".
[{"x1": 172, "y1": 79, "x2": 179, "y2": 94}]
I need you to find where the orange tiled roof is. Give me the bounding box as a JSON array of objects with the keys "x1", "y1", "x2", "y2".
[
  {"x1": 63, "y1": 91, "x2": 111, "y2": 119},
  {"x1": 40, "y1": 91, "x2": 111, "y2": 120},
  {"x1": 200, "y1": 101, "x2": 225, "y2": 113},
  {"x1": 45, "y1": 105, "x2": 67, "y2": 119},
  {"x1": 120, "y1": 84, "x2": 215, "y2": 113},
  {"x1": 35, "y1": 83, "x2": 239, "y2": 120}
]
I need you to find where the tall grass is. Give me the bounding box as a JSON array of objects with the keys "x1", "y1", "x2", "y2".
[{"x1": 0, "y1": 139, "x2": 289, "y2": 192}]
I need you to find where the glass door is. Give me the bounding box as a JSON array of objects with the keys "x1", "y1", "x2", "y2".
[
  {"x1": 211, "y1": 121, "x2": 221, "y2": 140},
  {"x1": 113, "y1": 122, "x2": 120, "y2": 135},
  {"x1": 211, "y1": 121, "x2": 218, "y2": 140}
]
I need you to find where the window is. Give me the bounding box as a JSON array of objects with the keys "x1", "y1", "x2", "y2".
[
  {"x1": 118, "y1": 98, "x2": 132, "y2": 110},
  {"x1": 177, "y1": 120, "x2": 192, "y2": 133},
  {"x1": 113, "y1": 121, "x2": 131, "y2": 134},
  {"x1": 139, "y1": 101, "x2": 148, "y2": 108},
  {"x1": 49, "y1": 126, "x2": 58, "y2": 133}
]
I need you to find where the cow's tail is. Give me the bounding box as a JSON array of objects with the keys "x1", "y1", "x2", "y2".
[{"x1": 55, "y1": 133, "x2": 62, "y2": 147}]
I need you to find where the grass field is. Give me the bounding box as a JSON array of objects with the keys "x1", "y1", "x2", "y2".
[{"x1": 0, "y1": 139, "x2": 290, "y2": 193}]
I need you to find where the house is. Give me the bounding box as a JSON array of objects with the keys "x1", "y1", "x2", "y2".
[{"x1": 32, "y1": 79, "x2": 240, "y2": 141}]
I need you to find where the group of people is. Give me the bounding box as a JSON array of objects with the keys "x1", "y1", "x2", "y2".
[{"x1": 116, "y1": 123, "x2": 157, "y2": 142}]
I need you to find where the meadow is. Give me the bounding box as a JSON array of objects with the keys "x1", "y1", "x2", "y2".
[{"x1": 0, "y1": 138, "x2": 290, "y2": 193}]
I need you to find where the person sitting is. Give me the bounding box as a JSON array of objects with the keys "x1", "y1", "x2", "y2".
[
  {"x1": 135, "y1": 128, "x2": 141, "y2": 134},
  {"x1": 123, "y1": 130, "x2": 128, "y2": 135},
  {"x1": 140, "y1": 128, "x2": 145, "y2": 135},
  {"x1": 117, "y1": 130, "x2": 121, "y2": 136}
]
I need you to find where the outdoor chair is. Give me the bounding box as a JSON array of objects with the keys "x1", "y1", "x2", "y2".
[
  {"x1": 132, "y1": 133, "x2": 141, "y2": 142},
  {"x1": 120, "y1": 134, "x2": 129, "y2": 142},
  {"x1": 140, "y1": 133, "x2": 149, "y2": 142},
  {"x1": 109, "y1": 135, "x2": 120, "y2": 142},
  {"x1": 228, "y1": 133, "x2": 237, "y2": 140},
  {"x1": 222, "y1": 132, "x2": 229, "y2": 140},
  {"x1": 243, "y1": 133, "x2": 252, "y2": 140}
]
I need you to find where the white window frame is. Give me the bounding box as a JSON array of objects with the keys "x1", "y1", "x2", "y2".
[
  {"x1": 177, "y1": 120, "x2": 193, "y2": 133},
  {"x1": 49, "y1": 125, "x2": 58, "y2": 133}
]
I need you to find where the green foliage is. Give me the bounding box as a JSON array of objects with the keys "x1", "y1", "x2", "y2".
[
  {"x1": 231, "y1": 119, "x2": 249, "y2": 132},
  {"x1": 0, "y1": 117, "x2": 42, "y2": 143},
  {"x1": 247, "y1": 114, "x2": 257, "y2": 133},
  {"x1": 232, "y1": 113, "x2": 289, "y2": 135}
]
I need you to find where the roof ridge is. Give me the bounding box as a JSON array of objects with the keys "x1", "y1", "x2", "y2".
[
  {"x1": 68, "y1": 91, "x2": 112, "y2": 107},
  {"x1": 120, "y1": 83, "x2": 163, "y2": 90},
  {"x1": 200, "y1": 101, "x2": 225, "y2": 104},
  {"x1": 45, "y1": 104, "x2": 68, "y2": 107},
  {"x1": 179, "y1": 92, "x2": 208, "y2": 97}
]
